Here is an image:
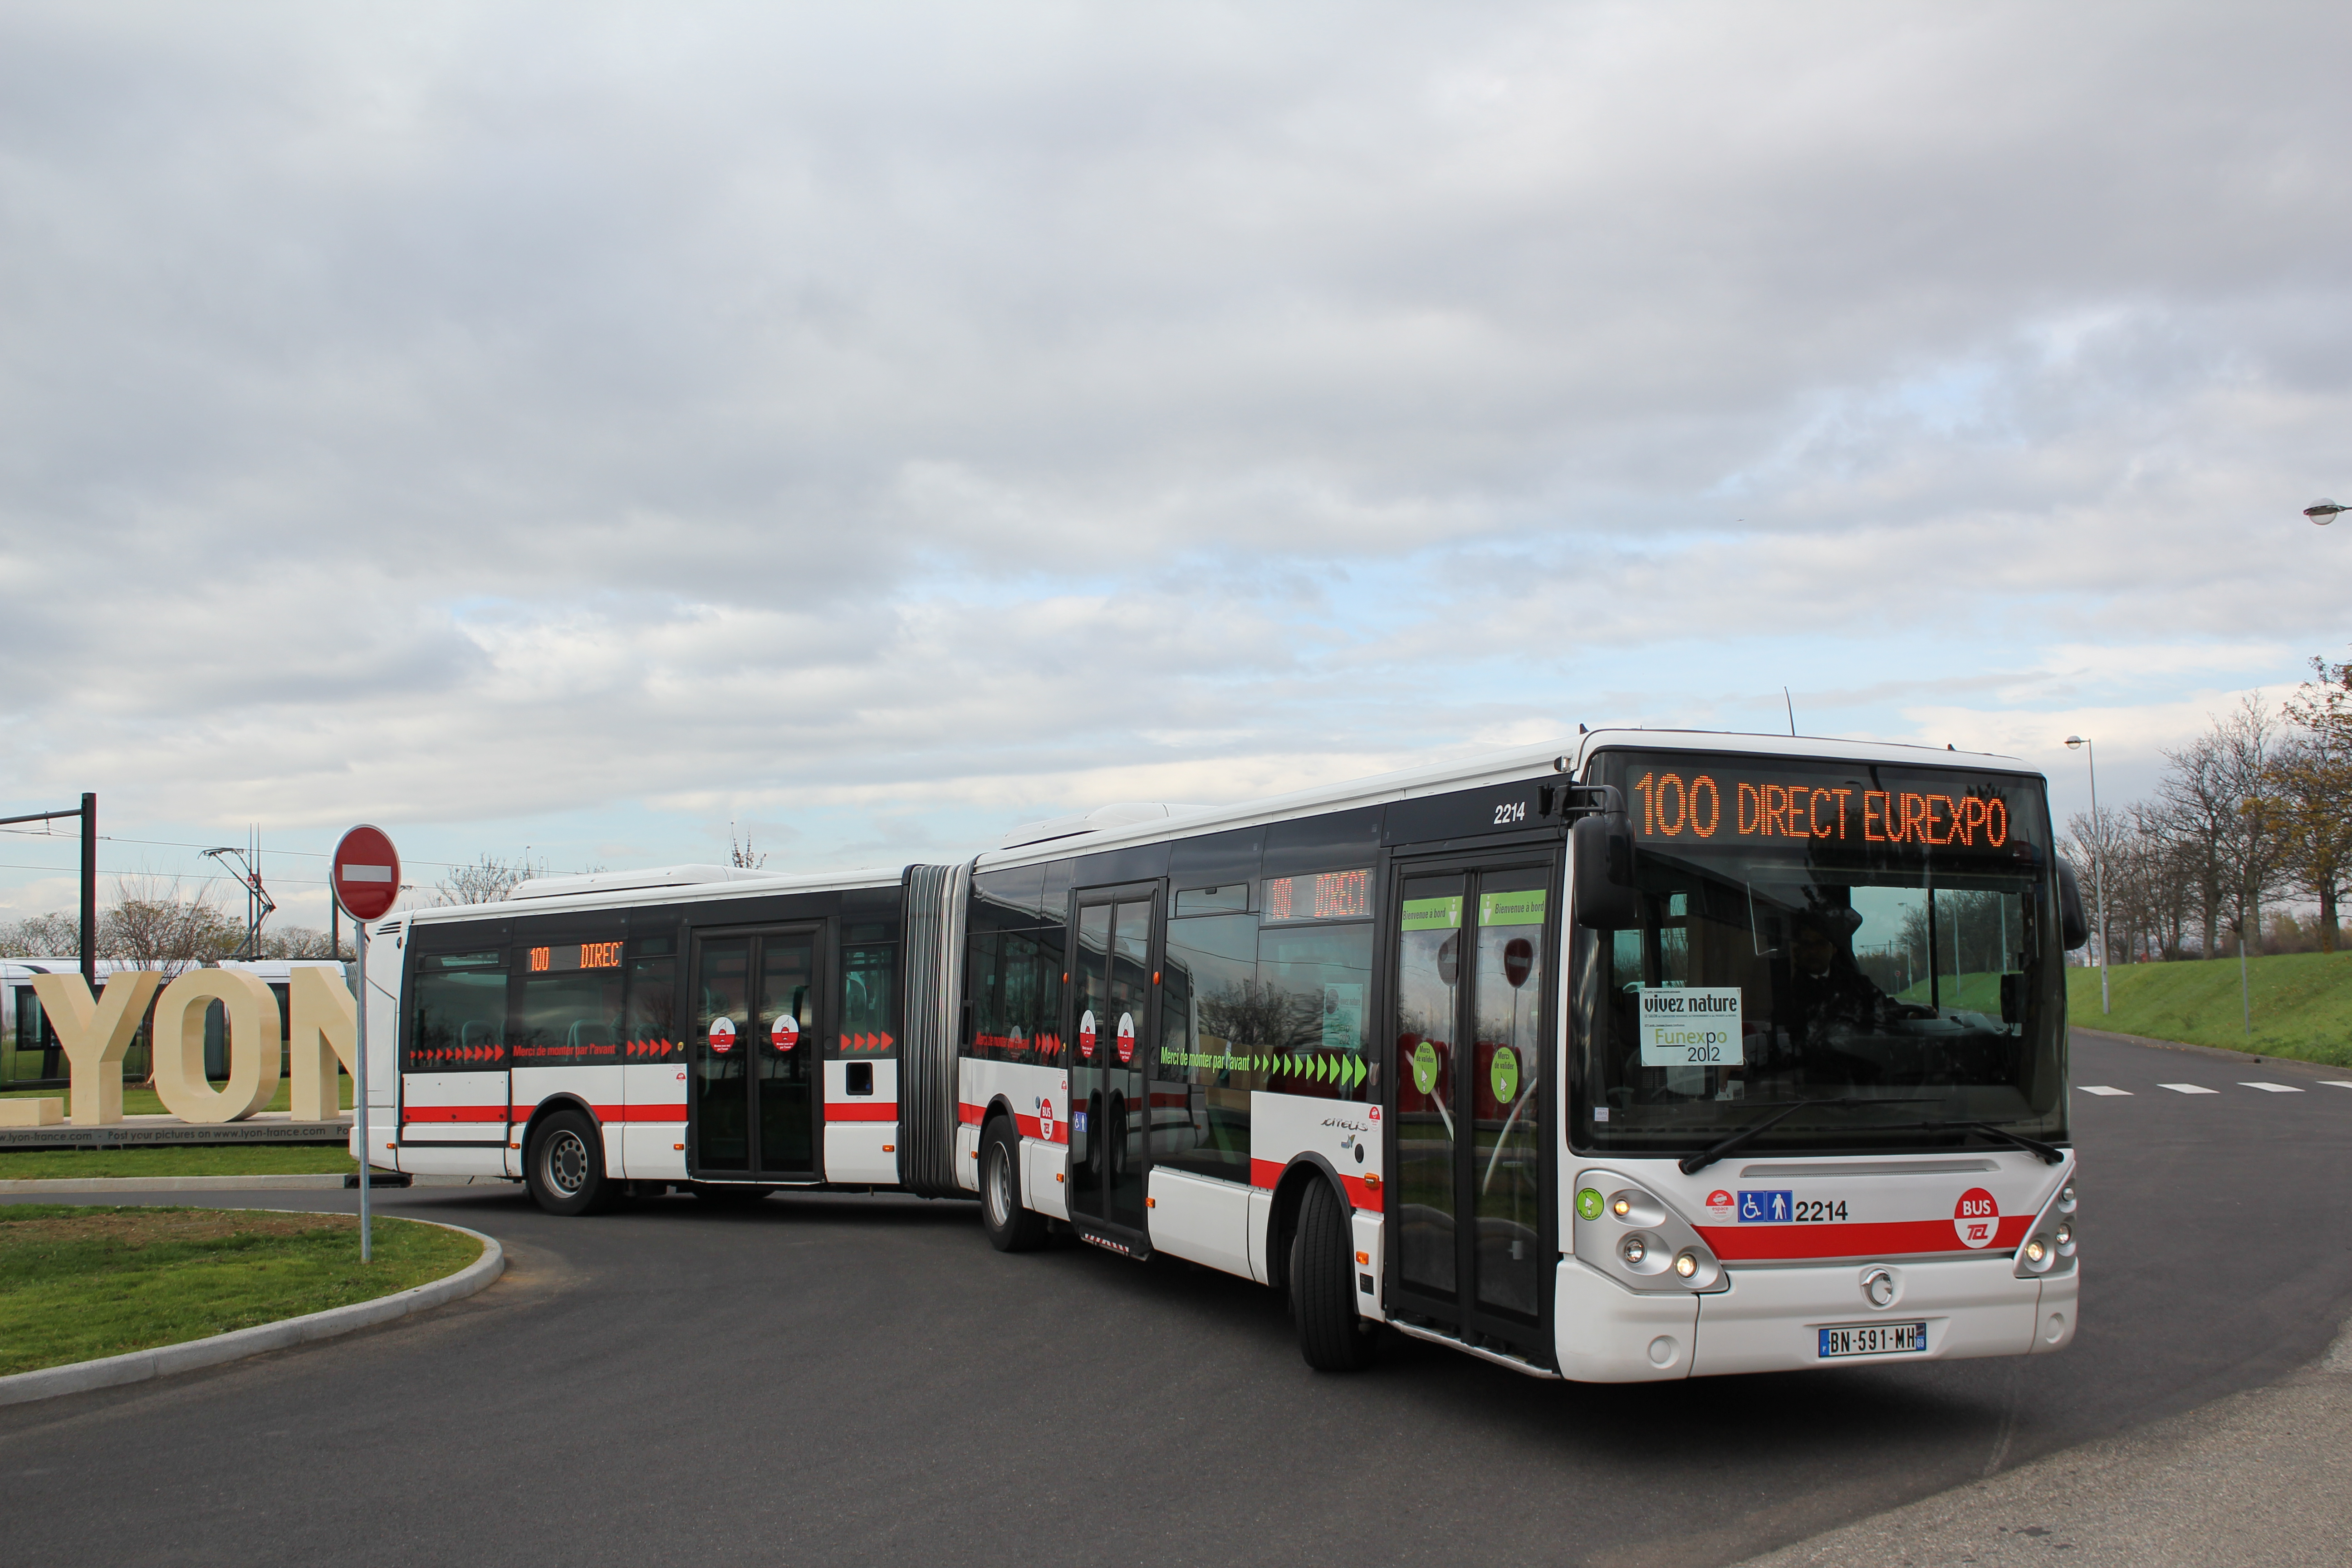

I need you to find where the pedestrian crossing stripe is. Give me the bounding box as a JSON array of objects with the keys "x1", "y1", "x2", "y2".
[
  {"x1": 2158, "y1": 1083, "x2": 2219, "y2": 1094},
  {"x1": 2239, "y1": 1082, "x2": 2303, "y2": 1093},
  {"x1": 2079, "y1": 1085, "x2": 2132, "y2": 1095}
]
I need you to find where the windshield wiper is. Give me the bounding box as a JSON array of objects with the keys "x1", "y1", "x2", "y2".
[
  {"x1": 1866, "y1": 1119, "x2": 2066, "y2": 1165},
  {"x1": 1676, "y1": 1098, "x2": 1936, "y2": 1176}
]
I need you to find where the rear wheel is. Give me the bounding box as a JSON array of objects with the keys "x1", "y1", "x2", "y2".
[
  {"x1": 526, "y1": 1110, "x2": 621, "y2": 1217},
  {"x1": 981, "y1": 1117, "x2": 1048, "y2": 1252},
  {"x1": 1291, "y1": 1177, "x2": 1379, "y2": 1371}
]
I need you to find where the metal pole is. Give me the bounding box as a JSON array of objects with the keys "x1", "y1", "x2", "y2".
[
  {"x1": 79, "y1": 793, "x2": 96, "y2": 992},
  {"x1": 355, "y1": 918, "x2": 372, "y2": 1262},
  {"x1": 2086, "y1": 743, "x2": 2110, "y2": 1015},
  {"x1": 2239, "y1": 928, "x2": 2252, "y2": 1036}
]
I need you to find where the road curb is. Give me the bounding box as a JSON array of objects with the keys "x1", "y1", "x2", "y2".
[
  {"x1": 2071, "y1": 1026, "x2": 2348, "y2": 1074},
  {"x1": 0, "y1": 1174, "x2": 507, "y2": 1193},
  {"x1": 0, "y1": 1218, "x2": 503, "y2": 1407}
]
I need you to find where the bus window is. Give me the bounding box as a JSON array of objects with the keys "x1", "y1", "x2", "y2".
[
  {"x1": 837, "y1": 923, "x2": 897, "y2": 1056},
  {"x1": 408, "y1": 951, "x2": 509, "y2": 1070}
]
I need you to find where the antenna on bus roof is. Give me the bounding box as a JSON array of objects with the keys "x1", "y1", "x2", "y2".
[{"x1": 1784, "y1": 687, "x2": 1797, "y2": 737}]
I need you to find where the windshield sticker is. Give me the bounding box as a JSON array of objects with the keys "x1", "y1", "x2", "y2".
[
  {"x1": 1490, "y1": 1046, "x2": 1519, "y2": 1104},
  {"x1": 1401, "y1": 896, "x2": 1462, "y2": 932},
  {"x1": 1478, "y1": 889, "x2": 1546, "y2": 927},
  {"x1": 1637, "y1": 987, "x2": 1742, "y2": 1066},
  {"x1": 1705, "y1": 1189, "x2": 1736, "y2": 1221},
  {"x1": 1411, "y1": 1040, "x2": 1440, "y2": 1095}
]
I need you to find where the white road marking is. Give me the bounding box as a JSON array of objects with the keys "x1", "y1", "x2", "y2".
[
  {"x1": 2239, "y1": 1082, "x2": 2304, "y2": 1093},
  {"x1": 2078, "y1": 1085, "x2": 2132, "y2": 1096},
  {"x1": 2319, "y1": 1081, "x2": 2352, "y2": 1090},
  {"x1": 2158, "y1": 1083, "x2": 2219, "y2": 1094}
]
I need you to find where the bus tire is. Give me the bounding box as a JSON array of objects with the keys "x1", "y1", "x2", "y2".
[
  {"x1": 1290, "y1": 1176, "x2": 1379, "y2": 1372},
  {"x1": 980, "y1": 1117, "x2": 1047, "y2": 1252},
  {"x1": 526, "y1": 1109, "x2": 619, "y2": 1217}
]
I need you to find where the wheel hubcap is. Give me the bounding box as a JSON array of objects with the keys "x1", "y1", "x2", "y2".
[
  {"x1": 547, "y1": 1130, "x2": 589, "y2": 1195},
  {"x1": 988, "y1": 1146, "x2": 1013, "y2": 1225}
]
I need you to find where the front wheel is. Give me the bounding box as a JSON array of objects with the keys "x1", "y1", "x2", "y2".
[
  {"x1": 981, "y1": 1117, "x2": 1048, "y2": 1252},
  {"x1": 1291, "y1": 1177, "x2": 1380, "y2": 1371},
  {"x1": 526, "y1": 1110, "x2": 622, "y2": 1217}
]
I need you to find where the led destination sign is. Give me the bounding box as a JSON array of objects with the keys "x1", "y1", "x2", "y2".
[
  {"x1": 1609, "y1": 753, "x2": 2040, "y2": 858},
  {"x1": 527, "y1": 941, "x2": 623, "y2": 974}
]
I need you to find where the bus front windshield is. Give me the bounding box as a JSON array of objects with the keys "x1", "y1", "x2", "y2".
[{"x1": 1573, "y1": 750, "x2": 2068, "y2": 1158}]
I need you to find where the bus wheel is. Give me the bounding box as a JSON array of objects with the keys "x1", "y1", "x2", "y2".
[
  {"x1": 527, "y1": 1110, "x2": 619, "y2": 1217},
  {"x1": 981, "y1": 1117, "x2": 1047, "y2": 1252},
  {"x1": 1290, "y1": 1178, "x2": 1379, "y2": 1371}
]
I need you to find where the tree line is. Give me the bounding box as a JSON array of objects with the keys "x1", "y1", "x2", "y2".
[
  {"x1": 0, "y1": 851, "x2": 559, "y2": 968},
  {"x1": 2061, "y1": 655, "x2": 2352, "y2": 961}
]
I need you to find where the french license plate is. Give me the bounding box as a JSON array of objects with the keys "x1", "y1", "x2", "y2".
[{"x1": 1818, "y1": 1322, "x2": 1927, "y2": 1358}]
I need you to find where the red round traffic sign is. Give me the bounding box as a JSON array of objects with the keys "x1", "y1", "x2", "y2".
[{"x1": 331, "y1": 824, "x2": 402, "y2": 923}]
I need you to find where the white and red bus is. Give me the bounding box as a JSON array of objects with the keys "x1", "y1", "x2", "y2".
[{"x1": 356, "y1": 730, "x2": 2085, "y2": 1381}]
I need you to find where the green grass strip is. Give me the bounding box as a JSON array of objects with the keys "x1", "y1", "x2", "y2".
[
  {"x1": 0, "y1": 1077, "x2": 355, "y2": 1117},
  {"x1": 0, "y1": 1145, "x2": 358, "y2": 1180},
  {"x1": 0, "y1": 1205, "x2": 480, "y2": 1377},
  {"x1": 2068, "y1": 951, "x2": 2352, "y2": 1067}
]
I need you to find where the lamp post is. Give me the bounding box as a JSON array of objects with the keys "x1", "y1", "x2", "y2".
[
  {"x1": 2307, "y1": 499, "x2": 2346, "y2": 525},
  {"x1": 2065, "y1": 735, "x2": 2111, "y2": 1015}
]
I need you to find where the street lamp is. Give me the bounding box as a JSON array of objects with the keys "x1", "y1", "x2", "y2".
[
  {"x1": 2308, "y1": 499, "x2": 2347, "y2": 525},
  {"x1": 2065, "y1": 735, "x2": 2111, "y2": 1015}
]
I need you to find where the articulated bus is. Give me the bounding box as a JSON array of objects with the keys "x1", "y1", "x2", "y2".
[{"x1": 358, "y1": 730, "x2": 2088, "y2": 1381}]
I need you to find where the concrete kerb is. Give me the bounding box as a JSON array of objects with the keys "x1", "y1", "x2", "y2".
[
  {"x1": 0, "y1": 1216, "x2": 504, "y2": 1407},
  {"x1": 0, "y1": 1174, "x2": 510, "y2": 1193}
]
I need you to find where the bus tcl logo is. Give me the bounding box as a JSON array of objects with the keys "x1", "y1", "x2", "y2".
[{"x1": 1953, "y1": 1188, "x2": 1999, "y2": 1249}]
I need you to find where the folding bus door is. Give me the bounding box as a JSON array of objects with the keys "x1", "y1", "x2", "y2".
[
  {"x1": 1065, "y1": 882, "x2": 1161, "y2": 1254},
  {"x1": 689, "y1": 926, "x2": 823, "y2": 1185},
  {"x1": 1386, "y1": 854, "x2": 1558, "y2": 1361}
]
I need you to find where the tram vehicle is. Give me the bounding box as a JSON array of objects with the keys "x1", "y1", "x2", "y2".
[{"x1": 356, "y1": 730, "x2": 2087, "y2": 1380}]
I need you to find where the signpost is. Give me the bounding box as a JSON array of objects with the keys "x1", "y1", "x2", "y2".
[{"x1": 331, "y1": 825, "x2": 401, "y2": 1261}]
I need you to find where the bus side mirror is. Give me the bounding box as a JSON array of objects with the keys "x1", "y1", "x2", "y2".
[
  {"x1": 2055, "y1": 861, "x2": 2091, "y2": 951},
  {"x1": 1572, "y1": 814, "x2": 1640, "y2": 930}
]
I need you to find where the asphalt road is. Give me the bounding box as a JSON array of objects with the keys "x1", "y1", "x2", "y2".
[{"x1": 5, "y1": 1030, "x2": 2350, "y2": 1568}]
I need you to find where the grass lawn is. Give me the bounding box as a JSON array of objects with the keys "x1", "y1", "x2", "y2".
[
  {"x1": 0, "y1": 1145, "x2": 358, "y2": 1180},
  {"x1": 2068, "y1": 951, "x2": 2352, "y2": 1067},
  {"x1": 0, "y1": 1074, "x2": 355, "y2": 1118},
  {"x1": 0, "y1": 1205, "x2": 480, "y2": 1377}
]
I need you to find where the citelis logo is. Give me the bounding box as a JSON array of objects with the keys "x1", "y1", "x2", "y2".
[{"x1": 1576, "y1": 1187, "x2": 1604, "y2": 1221}]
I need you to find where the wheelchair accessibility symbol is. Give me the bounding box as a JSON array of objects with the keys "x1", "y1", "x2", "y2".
[{"x1": 1737, "y1": 1190, "x2": 1792, "y2": 1224}]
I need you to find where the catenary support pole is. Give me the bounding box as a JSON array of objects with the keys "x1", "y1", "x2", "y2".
[
  {"x1": 356, "y1": 918, "x2": 371, "y2": 1261},
  {"x1": 79, "y1": 793, "x2": 96, "y2": 993},
  {"x1": 2240, "y1": 930, "x2": 2252, "y2": 1037}
]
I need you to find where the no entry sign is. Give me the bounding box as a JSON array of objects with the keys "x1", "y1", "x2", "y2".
[{"x1": 331, "y1": 824, "x2": 402, "y2": 923}]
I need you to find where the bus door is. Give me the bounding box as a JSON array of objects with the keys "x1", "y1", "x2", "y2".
[
  {"x1": 1387, "y1": 855, "x2": 1557, "y2": 1357},
  {"x1": 1066, "y1": 883, "x2": 1161, "y2": 1251},
  {"x1": 689, "y1": 925, "x2": 823, "y2": 1183}
]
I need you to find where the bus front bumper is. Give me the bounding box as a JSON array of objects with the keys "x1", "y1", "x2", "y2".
[{"x1": 1554, "y1": 1254, "x2": 2077, "y2": 1382}]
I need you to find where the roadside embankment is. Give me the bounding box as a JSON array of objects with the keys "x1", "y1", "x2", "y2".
[{"x1": 2067, "y1": 951, "x2": 2352, "y2": 1067}]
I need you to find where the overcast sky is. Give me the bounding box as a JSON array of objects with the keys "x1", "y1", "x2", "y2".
[{"x1": 3, "y1": 2, "x2": 2347, "y2": 926}]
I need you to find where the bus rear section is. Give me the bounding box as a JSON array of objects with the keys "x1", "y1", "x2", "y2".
[{"x1": 357, "y1": 867, "x2": 926, "y2": 1209}]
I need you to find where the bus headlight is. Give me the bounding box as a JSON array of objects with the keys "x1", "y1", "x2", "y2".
[
  {"x1": 2021, "y1": 1236, "x2": 2052, "y2": 1273},
  {"x1": 1620, "y1": 1235, "x2": 1648, "y2": 1265},
  {"x1": 1673, "y1": 1250, "x2": 1699, "y2": 1279},
  {"x1": 2056, "y1": 1182, "x2": 2077, "y2": 1216}
]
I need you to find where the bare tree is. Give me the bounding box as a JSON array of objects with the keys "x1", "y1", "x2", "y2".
[
  {"x1": 730, "y1": 823, "x2": 767, "y2": 870},
  {"x1": 2271, "y1": 655, "x2": 2352, "y2": 951},
  {"x1": 434, "y1": 853, "x2": 538, "y2": 906},
  {"x1": 253, "y1": 925, "x2": 353, "y2": 960},
  {"x1": 100, "y1": 875, "x2": 239, "y2": 979},
  {"x1": 0, "y1": 911, "x2": 81, "y2": 957}
]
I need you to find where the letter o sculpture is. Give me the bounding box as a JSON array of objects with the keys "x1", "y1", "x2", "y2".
[{"x1": 152, "y1": 968, "x2": 284, "y2": 1123}]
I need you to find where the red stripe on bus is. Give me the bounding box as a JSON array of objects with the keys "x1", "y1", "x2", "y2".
[
  {"x1": 1251, "y1": 1157, "x2": 1383, "y2": 1213},
  {"x1": 592, "y1": 1104, "x2": 687, "y2": 1122},
  {"x1": 825, "y1": 1102, "x2": 898, "y2": 1122},
  {"x1": 959, "y1": 1102, "x2": 986, "y2": 1126},
  {"x1": 1695, "y1": 1215, "x2": 2034, "y2": 1260},
  {"x1": 401, "y1": 1106, "x2": 507, "y2": 1124},
  {"x1": 1013, "y1": 1113, "x2": 1066, "y2": 1144}
]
